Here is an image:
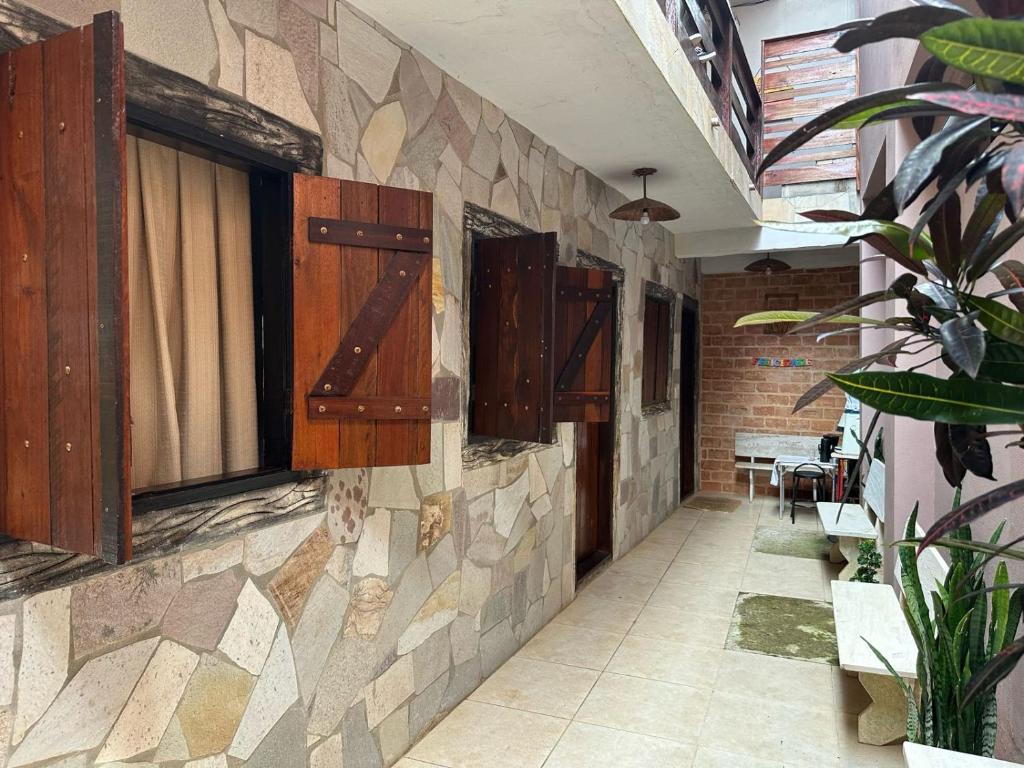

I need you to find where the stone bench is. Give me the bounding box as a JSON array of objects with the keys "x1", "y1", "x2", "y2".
[
  {"x1": 904, "y1": 743, "x2": 1019, "y2": 767},
  {"x1": 832, "y1": 580, "x2": 918, "y2": 746},
  {"x1": 734, "y1": 431, "x2": 821, "y2": 502},
  {"x1": 816, "y1": 459, "x2": 885, "y2": 581}
]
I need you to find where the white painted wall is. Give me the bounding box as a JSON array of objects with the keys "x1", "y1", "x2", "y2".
[{"x1": 731, "y1": 0, "x2": 859, "y2": 74}]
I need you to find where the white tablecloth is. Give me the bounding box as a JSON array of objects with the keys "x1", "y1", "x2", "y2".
[{"x1": 770, "y1": 454, "x2": 815, "y2": 486}]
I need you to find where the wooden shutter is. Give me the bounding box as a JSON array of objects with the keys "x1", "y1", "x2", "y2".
[
  {"x1": 553, "y1": 266, "x2": 615, "y2": 423},
  {"x1": 642, "y1": 295, "x2": 671, "y2": 407},
  {"x1": 470, "y1": 233, "x2": 556, "y2": 444},
  {"x1": 0, "y1": 12, "x2": 130, "y2": 562},
  {"x1": 292, "y1": 176, "x2": 432, "y2": 469}
]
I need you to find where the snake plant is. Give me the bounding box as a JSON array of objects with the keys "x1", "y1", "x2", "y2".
[{"x1": 874, "y1": 501, "x2": 1023, "y2": 756}]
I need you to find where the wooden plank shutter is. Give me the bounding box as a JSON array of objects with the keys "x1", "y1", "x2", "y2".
[
  {"x1": 292, "y1": 176, "x2": 432, "y2": 469},
  {"x1": 471, "y1": 233, "x2": 556, "y2": 444},
  {"x1": 553, "y1": 266, "x2": 615, "y2": 423},
  {"x1": 642, "y1": 295, "x2": 671, "y2": 407},
  {"x1": 0, "y1": 12, "x2": 130, "y2": 562}
]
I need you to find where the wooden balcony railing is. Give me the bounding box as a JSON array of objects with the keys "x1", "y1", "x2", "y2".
[{"x1": 658, "y1": 0, "x2": 763, "y2": 180}]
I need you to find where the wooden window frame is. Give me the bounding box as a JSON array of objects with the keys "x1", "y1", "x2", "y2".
[
  {"x1": 641, "y1": 283, "x2": 675, "y2": 412},
  {"x1": 126, "y1": 108, "x2": 304, "y2": 511}
]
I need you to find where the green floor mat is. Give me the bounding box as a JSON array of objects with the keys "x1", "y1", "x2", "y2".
[
  {"x1": 752, "y1": 527, "x2": 831, "y2": 561},
  {"x1": 727, "y1": 592, "x2": 838, "y2": 665}
]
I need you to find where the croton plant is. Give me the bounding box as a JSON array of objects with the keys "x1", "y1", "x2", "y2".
[{"x1": 736, "y1": 1, "x2": 1024, "y2": 754}]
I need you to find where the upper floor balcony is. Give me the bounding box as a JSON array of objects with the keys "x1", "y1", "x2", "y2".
[{"x1": 346, "y1": 0, "x2": 764, "y2": 235}]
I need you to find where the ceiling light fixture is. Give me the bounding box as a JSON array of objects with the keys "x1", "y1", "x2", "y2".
[
  {"x1": 744, "y1": 252, "x2": 791, "y2": 277},
  {"x1": 609, "y1": 167, "x2": 680, "y2": 225}
]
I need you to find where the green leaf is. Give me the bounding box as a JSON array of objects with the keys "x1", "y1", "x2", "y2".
[
  {"x1": 1000, "y1": 143, "x2": 1024, "y2": 218},
  {"x1": 968, "y1": 218, "x2": 1024, "y2": 280},
  {"x1": 920, "y1": 478, "x2": 1024, "y2": 550},
  {"x1": 794, "y1": 338, "x2": 910, "y2": 414},
  {"x1": 922, "y1": 19, "x2": 1024, "y2": 85},
  {"x1": 800, "y1": 209, "x2": 928, "y2": 276},
  {"x1": 978, "y1": 338, "x2": 1024, "y2": 384},
  {"x1": 895, "y1": 117, "x2": 989, "y2": 211},
  {"x1": 757, "y1": 82, "x2": 961, "y2": 177},
  {"x1": 992, "y1": 260, "x2": 1024, "y2": 312},
  {"x1": 966, "y1": 295, "x2": 1024, "y2": 346},
  {"x1": 827, "y1": 371, "x2": 1024, "y2": 425},
  {"x1": 963, "y1": 637, "x2": 1024, "y2": 708},
  {"x1": 757, "y1": 219, "x2": 934, "y2": 261},
  {"x1": 991, "y1": 562, "x2": 1011, "y2": 653},
  {"x1": 940, "y1": 315, "x2": 986, "y2": 378},
  {"x1": 962, "y1": 193, "x2": 1006, "y2": 265},
  {"x1": 835, "y1": 7, "x2": 969, "y2": 52},
  {"x1": 733, "y1": 310, "x2": 876, "y2": 328}
]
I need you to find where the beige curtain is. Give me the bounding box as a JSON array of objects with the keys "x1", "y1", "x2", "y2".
[{"x1": 128, "y1": 136, "x2": 258, "y2": 489}]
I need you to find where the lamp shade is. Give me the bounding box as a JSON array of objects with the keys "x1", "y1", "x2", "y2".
[{"x1": 609, "y1": 167, "x2": 680, "y2": 223}]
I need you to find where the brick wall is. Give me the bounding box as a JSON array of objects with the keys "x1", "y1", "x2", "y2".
[{"x1": 700, "y1": 266, "x2": 860, "y2": 495}]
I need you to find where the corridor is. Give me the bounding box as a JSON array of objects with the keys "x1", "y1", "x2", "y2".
[{"x1": 397, "y1": 494, "x2": 905, "y2": 767}]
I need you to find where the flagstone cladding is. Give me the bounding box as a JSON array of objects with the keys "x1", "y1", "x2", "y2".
[{"x1": 0, "y1": 0, "x2": 699, "y2": 764}]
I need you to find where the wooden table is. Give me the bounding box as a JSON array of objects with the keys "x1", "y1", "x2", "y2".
[
  {"x1": 773, "y1": 457, "x2": 837, "y2": 519},
  {"x1": 833, "y1": 580, "x2": 917, "y2": 745}
]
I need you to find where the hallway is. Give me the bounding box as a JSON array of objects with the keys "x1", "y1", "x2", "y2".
[{"x1": 397, "y1": 495, "x2": 905, "y2": 768}]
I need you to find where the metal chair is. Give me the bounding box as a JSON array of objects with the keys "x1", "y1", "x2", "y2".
[{"x1": 790, "y1": 462, "x2": 826, "y2": 524}]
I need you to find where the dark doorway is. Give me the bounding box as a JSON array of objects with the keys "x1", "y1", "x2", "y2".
[
  {"x1": 680, "y1": 297, "x2": 699, "y2": 500},
  {"x1": 575, "y1": 284, "x2": 617, "y2": 581}
]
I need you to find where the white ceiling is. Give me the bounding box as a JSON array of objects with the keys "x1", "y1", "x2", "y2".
[{"x1": 347, "y1": 0, "x2": 761, "y2": 234}]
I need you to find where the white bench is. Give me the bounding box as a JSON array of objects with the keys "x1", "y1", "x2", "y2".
[
  {"x1": 735, "y1": 431, "x2": 821, "y2": 502},
  {"x1": 833, "y1": 580, "x2": 918, "y2": 746},
  {"x1": 904, "y1": 743, "x2": 1019, "y2": 767},
  {"x1": 817, "y1": 459, "x2": 885, "y2": 581},
  {"x1": 832, "y1": 527, "x2": 950, "y2": 747}
]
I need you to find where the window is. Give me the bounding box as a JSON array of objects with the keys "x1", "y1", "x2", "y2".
[
  {"x1": 642, "y1": 293, "x2": 672, "y2": 407},
  {"x1": 0, "y1": 11, "x2": 434, "y2": 563},
  {"x1": 127, "y1": 130, "x2": 292, "y2": 501},
  {"x1": 467, "y1": 223, "x2": 615, "y2": 445}
]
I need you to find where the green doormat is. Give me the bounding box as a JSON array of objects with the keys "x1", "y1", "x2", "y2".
[
  {"x1": 727, "y1": 592, "x2": 838, "y2": 665},
  {"x1": 680, "y1": 495, "x2": 742, "y2": 514},
  {"x1": 752, "y1": 527, "x2": 831, "y2": 561}
]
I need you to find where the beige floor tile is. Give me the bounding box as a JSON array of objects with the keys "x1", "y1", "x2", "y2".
[
  {"x1": 699, "y1": 691, "x2": 839, "y2": 767},
  {"x1": 741, "y1": 551, "x2": 828, "y2": 602},
  {"x1": 660, "y1": 513, "x2": 700, "y2": 530},
  {"x1": 831, "y1": 666, "x2": 870, "y2": 715},
  {"x1": 606, "y1": 635, "x2": 723, "y2": 689},
  {"x1": 692, "y1": 746, "x2": 784, "y2": 768},
  {"x1": 714, "y1": 649, "x2": 834, "y2": 711},
  {"x1": 834, "y1": 713, "x2": 904, "y2": 768},
  {"x1": 470, "y1": 657, "x2": 598, "y2": 719},
  {"x1": 676, "y1": 540, "x2": 747, "y2": 565},
  {"x1": 628, "y1": 604, "x2": 732, "y2": 649},
  {"x1": 625, "y1": 539, "x2": 682, "y2": 562},
  {"x1": 581, "y1": 570, "x2": 659, "y2": 604},
  {"x1": 543, "y1": 722, "x2": 696, "y2": 768},
  {"x1": 647, "y1": 580, "x2": 740, "y2": 617},
  {"x1": 407, "y1": 700, "x2": 568, "y2": 768},
  {"x1": 662, "y1": 560, "x2": 746, "y2": 590},
  {"x1": 645, "y1": 527, "x2": 691, "y2": 546},
  {"x1": 517, "y1": 622, "x2": 623, "y2": 670},
  {"x1": 607, "y1": 553, "x2": 671, "y2": 580},
  {"x1": 394, "y1": 760, "x2": 445, "y2": 768},
  {"x1": 575, "y1": 672, "x2": 710, "y2": 744},
  {"x1": 552, "y1": 595, "x2": 643, "y2": 634}
]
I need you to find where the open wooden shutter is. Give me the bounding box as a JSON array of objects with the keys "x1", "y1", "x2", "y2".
[
  {"x1": 642, "y1": 295, "x2": 671, "y2": 406},
  {"x1": 470, "y1": 233, "x2": 556, "y2": 444},
  {"x1": 553, "y1": 266, "x2": 615, "y2": 422},
  {"x1": 292, "y1": 176, "x2": 432, "y2": 469},
  {"x1": 0, "y1": 12, "x2": 130, "y2": 562}
]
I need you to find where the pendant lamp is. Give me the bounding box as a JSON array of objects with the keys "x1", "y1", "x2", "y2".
[
  {"x1": 744, "y1": 253, "x2": 791, "y2": 277},
  {"x1": 609, "y1": 168, "x2": 680, "y2": 225}
]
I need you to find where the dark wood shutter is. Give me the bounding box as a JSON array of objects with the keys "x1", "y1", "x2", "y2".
[
  {"x1": 553, "y1": 266, "x2": 615, "y2": 422},
  {"x1": 642, "y1": 295, "x2": 671, "y2": 407},
  {"x1": 292, "y1": 175, "x2": 432, "y2": 469},
  {"x1": 470, "y1": 233, "x2": 556, "y2": 444},
  {"x1": 0, "y1": 12, "x2": 130, "y2": 562}
]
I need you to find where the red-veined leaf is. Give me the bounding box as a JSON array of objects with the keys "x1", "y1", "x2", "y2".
[
  {"x1": 920, "y1": 478, "x2": 1024, "y2": 550},
  {"x1": 1001, "y1": 143, "x2": 1024, "y2": 217},
  {"x1": 913, "y1": 90, "x2": 1024, "y2": 121}
]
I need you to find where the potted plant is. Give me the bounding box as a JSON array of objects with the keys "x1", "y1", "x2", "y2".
[{"x1": 737, "y1": 3, "x2": 1024, "y2": 756}]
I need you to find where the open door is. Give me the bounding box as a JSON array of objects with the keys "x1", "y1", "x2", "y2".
[
  {"x1": 0, "y1": 12, "x2": 131, "y2": 562},
  {"x1": 680, "y1": 297, "x2": 699, "y2": 500}
]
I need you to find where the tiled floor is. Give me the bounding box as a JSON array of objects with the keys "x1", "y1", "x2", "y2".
[{"x1": 398, "y1": 495, "x2": 905, "y2": 768}]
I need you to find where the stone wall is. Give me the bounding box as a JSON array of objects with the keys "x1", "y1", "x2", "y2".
[
  {"x1": 699, "y1": 266, "x2": 859, "y2": 496},
  {"x1": 0, "y1": 1, "x2": 698, "y2": 766}
]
